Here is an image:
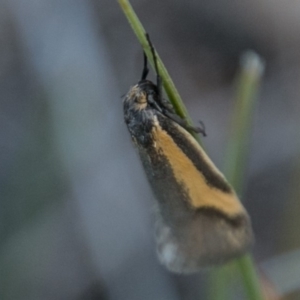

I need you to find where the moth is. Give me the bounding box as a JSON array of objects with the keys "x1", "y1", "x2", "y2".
[{"x1": 123, "y1": 34, "x2": 253, "y2": 273}]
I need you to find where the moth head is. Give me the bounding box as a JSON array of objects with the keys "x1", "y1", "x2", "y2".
[
  {"x1": 124, "y1": 80, "x2": 159, "y2": 110},
  {"x1": 137, "y1": 80, "x2": 159, "y2": 98}
]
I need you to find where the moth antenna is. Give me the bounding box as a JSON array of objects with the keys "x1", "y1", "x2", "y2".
[
  {"x1": 141, "y1": 51, "x2": 149, "y2": 80},
  {"x1": 146, "y1": 33, "x2": 162, "y2": 99}
]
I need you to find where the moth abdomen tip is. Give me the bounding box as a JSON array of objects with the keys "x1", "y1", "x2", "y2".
[{"x1": 155, "y1": 209, "x2": 253, "y2": 273}]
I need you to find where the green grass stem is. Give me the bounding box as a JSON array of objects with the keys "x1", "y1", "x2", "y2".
[
  {"x1": 210, "y1": 51, "x2": 265, "y2": 300},
  {"x1": 229, "y1": 53, "x2": 265, "y2": 300},
  {"x1": 224, "y1": 51, "x2": 265, "y2": 195}
]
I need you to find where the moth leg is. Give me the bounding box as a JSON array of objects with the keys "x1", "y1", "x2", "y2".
[
  {"x1": 197, "y1": 120, "x2": 207, "y2": 136},
  {"x1": 147, "y1": 96, "x2": 163, "y2": 113},
  {"x1": 145, "y1": 33, "x2": 163, "y2": 99},
  {"x1": 145, "y1": 33, "x2": 207, "y2": 137},
  {"x1": 163, "y1": 110, "x2": 206, "y2": 136},
  {"x1": 141, "y1": 52, "x2": 149, "y2": 80}
]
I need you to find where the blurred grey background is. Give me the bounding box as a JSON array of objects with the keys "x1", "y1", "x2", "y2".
[{"x1": 1, "y1": 0, "x2": 300, "y2": 299}]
